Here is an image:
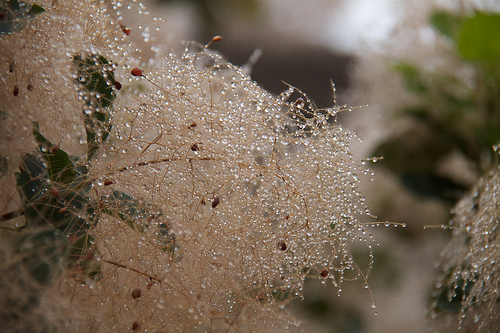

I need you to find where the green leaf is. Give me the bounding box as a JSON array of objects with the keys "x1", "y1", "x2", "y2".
[
  {"x1": 15, "y1": 153, "x2": 96, "y2": 236},
  {"x1": 158, "y1": 223, "x2": 177, "y2": 253},
  {"x1": 391, "y1": 62, "x2": 428, "y2": 94},
  {"x1": 67, "y1": 234, "x2": 102, "y2": 281},
  {"x1": 73, "y1": 54, "x2": 115, "y2": 159},
  {"x1": 15, "y1": 229, "x2": 68, "y2": 285},
  {"x1": 430, "y1": 11, "x2": 465, "y2": 41},
  {"x1": 32, "y1": 122, "x2": 78, "y2": 184},
  {"x1": 15, "y1": 153, "x2": 47, "y2": 203},
  {"x1": 73, "y1": 54, "x2": 116, "y2": 108},
  {"x1": 457, "y1": 12, "x2": 500, "y2": 64},
  {"x1": 100, "y1": 190, "x2": 146, "y2": 231},
  {"x1": 0, "y1": 1, "x2": 45, "y2": 35},
  {"x1": 28, "y1": 4, "x2": 45, "y2": 15}
]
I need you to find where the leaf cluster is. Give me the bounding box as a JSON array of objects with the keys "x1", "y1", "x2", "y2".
[
  {"x1": 372, "y1": 11, "x2": 500, "y2": 203},
  {"x1": 2, "y1": 51, "x2": 175, "y2": 326},
  {"x1": 0, "y1": 0, "x2": 45, "y2": 36}
]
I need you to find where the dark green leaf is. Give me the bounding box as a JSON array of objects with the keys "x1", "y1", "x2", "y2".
[
  {"x1": 391, "y1": 62, "x2": 428, "y2": 94},
  {"x1": 0, "y1": 1, "x2": 45, "y2": 35},
  {"x1": 73, "y1": 54, "x2": 115, "y2": 103},
  {"x1": 158, "y1": 223, "x2": 177, "y2": 253},
  {"x1": 457, "y1": 12, "x2": 500, "y2": 64},
  {"x1": 430, "y1": 11, "x2": 465, "y2": 41},
  {"x1": 73, "y1": 54, "x2": 115, "y2": 108},
  {"x1": 29, "y1": 4, "x2": 45, "y2": 15},
  {"x1": 67, "y1": 234, "x2": 102, "y2": 281},
  {"x1": 32, "y1": 122, "x2": 78, "y2": 184},
  {"x1": 15, "y1": 153, "x2": 96, "y2": 236},
  {"x1": 101, "y1": 190, "x2": 146, "y2": 231},
  {"x1": 15, "y1": 153, "x2": 47, "y2": 203},
  {"x1": 73, "y1": 54, "x2": 115, "y2": 159},
  {"x1": 15, "y1": 229, "x2": 68, "y2": 285}
]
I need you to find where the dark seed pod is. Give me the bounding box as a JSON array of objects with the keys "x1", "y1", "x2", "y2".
[
  {"x1": 320, "y1": 269, "x2": 329, "y2": 278},
  {"x1": 131, "y1": 322, "x2": 139, "y2": 330},
  {"x1": 131, "y1": 67, "x2": 143, "y2": 76},
  {"x1": 212, "y1": 196, "x2": 220, "y2": 208},
  {"x1": 190, "y1": 143, "x2": 200, "y2": 151},
  {"x1": 211, "y1": 35, "x2": 223, "y2": 43},
  {"x1": 131, "y1": 288, "x2": 142, "y2": 299},
  {"x1": 114, "y1": 81, "x2": 122, "y2": 90},
  {"x1": 187, "y1": 122, "x2": 197, "y2": 129},
  {"x1": 57, "y1": 207, "x2": 68, "y2": 214},
  {"x1": 278, "y1": 240, "x2": 287, "y2": 251},
  {"x1": 13, "y1": 85, "x2": 19, "y2": 97},
  {"x1": 49, "y1": 188, "x2": 59, "y2": 197},
  {"x1": 49, "y1": 145, "x2": 59, "y2": 154}
]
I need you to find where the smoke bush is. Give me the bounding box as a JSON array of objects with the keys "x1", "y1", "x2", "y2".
[
  {"x1": 432, "y1": 165, "x2": 500, "y2": 331},
  {"x1": 0, "y1": 1, "x2": 377, "y2": 331}
]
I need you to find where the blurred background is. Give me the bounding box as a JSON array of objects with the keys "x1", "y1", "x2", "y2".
[{"x1": 118, "y1": 0, "x2": 500, "y2": 331}]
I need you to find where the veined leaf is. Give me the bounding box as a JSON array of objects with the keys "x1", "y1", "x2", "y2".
[
  {"x1": 73, "y1": 54, "x2": 115, "y2": 159},
  {"x1": 32, "y1": 122, "x2": 78, "y2": 184},
  {"x1": 457, "y1": 12, "x2": 500, "y2": 64},
  {"x1": 67, "y1": 234, "x2": 102, "y2": 281},
  {"x1": 100, "y1": 190, "x2": 146, "y2": 231},
  {"x1": 15, "y1": 153, "x2": 96, "y2": 236},
  {"x1": 15, "y1": 229, "x2": 68, "y2": 285},
  {"x1": 391, "y1": 62, "x2": 428, "y2": 94},
  {"x1": 158, "y1": 223, "x2": 177, "y2": 253},
  {"x1": 430, "y1": 11, "x2": 465, "y2": 41},
  {"x1": 0, "y1": 1, "x2": 45, "y2": 35}
]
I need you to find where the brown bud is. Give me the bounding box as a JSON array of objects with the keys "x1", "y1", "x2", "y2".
[
  {"x1": 190, "y1": 143, "x2": 200, "y2": 151},
  {"x1": 320, "y1": 269, "x2": 329, "y2": 278},
  {"x1": 131, "y1": 288, "x2": 142, "y2": 299},
  {"x1": 205, "y1": 35, "x2": 223, "y2": 48},
  {"x1": 278, "y1": 240, "x2": 287, "y2": 251},
  {"x1": 212, "y1": 196, "x2": 220, "y2": 208},
  {"x1": 114, "y1": 81, "x2": 122, "y2": 90},
  {"x1": 131, "y1": 67, "x2": 143, "y2": 77},
  {"x1": 57, "y1": 207, "x2": 68, "y2": 214},
  {"x1": 49, "y1": 145, "x2": 59, "y2": 154}
]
